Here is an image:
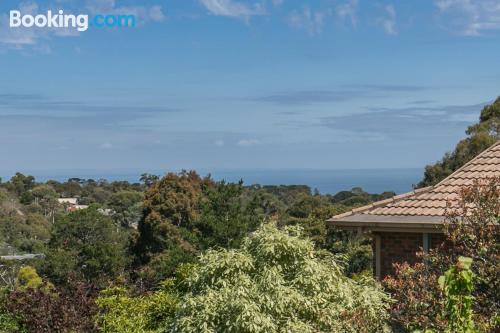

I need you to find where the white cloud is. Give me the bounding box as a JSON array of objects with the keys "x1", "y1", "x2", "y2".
[
  {"x1": 199, "y1": 0, "x2": 266, "y2": 18},
  {"x1": 377, "y1": 4, "x2": 397, "y2": 35},
  {"x1": 434, "y1": 0, "x2": 500, "y2": 36},
  {"x1": 85, "y1": 0, "x2": 166, "y2": 24},
  {"x1": 214, "y1": 139, "x2": 225, "y2": 146},
  {"x1": 336, "y1": 0, "x2": 358, "y2": 27},
  {"x1": 99, "y1": 143, "x2": 113, "y2": 149},
  {"x1": 237, "y1": 139, "x2": 260, "y2": 146},
  {"x1": 287, "y1": 6, "x2": 331, "y2": 35},
  {"x1": 0, "y1": 1, "x2": 166, "y2": 50},
  {"x1": 0, "y1": 3, "x2": 47, "y2": 48},
  {"x1": 149, "y1": 5, "x2": 166, "y2": 22}
]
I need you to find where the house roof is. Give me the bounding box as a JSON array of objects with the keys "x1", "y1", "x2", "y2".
[
  {"x1": 58, "y1": 198, "x2": 78, "y2": 205},
  {"x1": 328, "y1": 141, "x2": 500, "y2": 229}
]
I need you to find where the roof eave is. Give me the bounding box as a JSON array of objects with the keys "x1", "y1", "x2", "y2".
[{"x1": 327, "y1": 214, "x2": 445, "y2": 233}]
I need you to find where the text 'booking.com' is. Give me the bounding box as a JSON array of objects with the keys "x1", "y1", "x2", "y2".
[{"x1": 9, "y1": 10, "x2": 136, "y2": 32}]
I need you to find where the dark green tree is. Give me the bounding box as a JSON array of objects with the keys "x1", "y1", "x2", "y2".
[
  {"x1": 195, "y1": 180, "x2": 261, "y2": 249},
  {"x1": 5, "y1": 173, "x2": 35, "y2": 197},
  {"x1": 418, "y1": 97, "x2": 500, "y2": 187},
  {"x1": 107, "y1": 191, "x2": 144, "y2": 228},
  {"x1": 45, "y1": 207, "x2": 127, "y2": 285}
]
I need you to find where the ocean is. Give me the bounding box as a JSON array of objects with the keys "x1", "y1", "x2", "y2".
[{"x1": 5, "y1": 168, "x2": 424, "y2": 195}]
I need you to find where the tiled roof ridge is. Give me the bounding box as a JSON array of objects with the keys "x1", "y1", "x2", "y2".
[
  {"x1": 330, "y1": 185, "x2": 435, "y2": 219},
  {"x1": 329, "y1": 140, "x2": 500, "y2": 220},
  {"x1": 431, "y1": 139, "x2": 500, "y2": 188}
]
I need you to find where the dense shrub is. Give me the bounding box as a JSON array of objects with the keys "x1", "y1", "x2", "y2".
[
  {"x1": 171, "y1": 223, "x2": 391, "y2": 333},
  {"x1": 4, "y1": 278, "x2": 98, "y2": 333},
  {"x1": 96, "y1": 286, "x2": 178, "y2": 333},
  {"x1": 386, "y1": 177, "x2": 500, "y2": 332}
]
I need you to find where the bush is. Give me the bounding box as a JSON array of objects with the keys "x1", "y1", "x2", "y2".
[
  {"x1": 170, "y1": 223, "x2": 391, "y2": 333},
  {"x1": 386, "y1": 177, "x2": 499, "y2": 332},
  {"x1": 4, "y1": 278, "x2": 98, "y2": 333},
  {"x1": 96, "y1": 286, "x2": 179, "y2": 333}
]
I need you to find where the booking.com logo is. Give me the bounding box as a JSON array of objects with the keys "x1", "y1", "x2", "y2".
[{"x1": 9, "y1": 10, "x2": 136, "y2": 32}]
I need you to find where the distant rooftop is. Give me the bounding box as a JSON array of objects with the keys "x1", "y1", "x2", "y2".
[{"x1": 0, "y1": 253, "x2": 45, "y2": 261}]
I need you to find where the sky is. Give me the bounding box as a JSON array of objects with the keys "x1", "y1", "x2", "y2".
[{"x1": 0, "y1": 0, "x2": 499, "y2": 177}]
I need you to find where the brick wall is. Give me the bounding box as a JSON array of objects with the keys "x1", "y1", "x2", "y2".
[
  {"x1": 374, "y1": 232, "x2": 446, "y2": 277},
  {"x1": 429, "y1": 233, "x2": 446, "y2": 249},
  {"x1": 379, "y1": 232, "x2": 422, "y2": 277}
]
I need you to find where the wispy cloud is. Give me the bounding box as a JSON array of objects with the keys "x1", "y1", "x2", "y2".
[
  {"x1": 199, "y1": 0, "x2": 266, "y2": 18},
  {"x1": 99, "y1": 143, "x2": 113, "y2": 150},
  {"x1": 336, "y1": 0, "x2": 358, "y2": 27},
  {"x1": 0, "y1": 2, "x2": 43, "y2": 47},
  {"x1": 237, "y1": 139, "x2": 260, "y2": 146},
  {"x1": 253, "y1": 84, "x2": 428, "y2": 105},
  {"x1": 0, "y1": 0, "x2": 165, "y2": 49},
  {"x1": 377, "y1": 4, "x2": 397, "y2": 35},
  {"x1": 0, "y1": 93, "x2": 178, "y2": 128},
  {"x1": 434, "y1": 0, "x2": 500, "y2": 36},
  {"x1": 85, "y1": 0, "x2": 166, "y2": 23},
  {"x1": 287, "y1": 6, "x2": 331, "y2": 35},
  {"x1": 214, "y1": 139, "x2": 225, "y2": 146},
  {"x1": 320, "y1": 102, "x2": 486, "y2": 139}
]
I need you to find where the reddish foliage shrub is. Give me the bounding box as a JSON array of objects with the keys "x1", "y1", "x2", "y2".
[
  {"x1": 385, "y1": 177, "x2": 500, "y2": 332},
  {"x1": 5, "y1": 278, "x2": 98, "y2": 333},
  {"x1": 384, "y1": 260, "x2": 446, "y2": 331}
]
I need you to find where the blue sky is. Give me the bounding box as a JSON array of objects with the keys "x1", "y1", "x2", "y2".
[{"x1": 0, "y1": 0, "x2": 499, "y2": 176}]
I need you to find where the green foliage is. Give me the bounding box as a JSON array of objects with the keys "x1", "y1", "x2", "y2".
[
  {"x1": 45, "y1": 207, "x2": 128, "y2": 285},
  {"x1": 195, "y1": 180, "x2": 261, "y2": 249},
  {"x1": 0, "y1": 312, "x2": 24, "y2": 333},
  {"x1": 5, "y1": 173, "x2": 35, "y2": 197},
  {"x1": 107, "y1": 190, "x2": 144, "y2": 228},
  {"x1": 170, "y1": 223, "x2": 391, "y2": 333},
  {"x1": 96, "y1": 287, "x2": 179, "y2": 333},
  {"x1": 419, "y1": 98, "x2": 500, "y2": 187},
  {"x1": 0, "y1": 287, "x2": 25, "y2": 333},
  {"x1": 387, "y1": 178, "x2": 499, "y2": 332},
  {"x1": 15, "y1": 266, "x2": 43, "y2": 290},
  {"x1": 0, "y1": 213, "x2": 51, "y2": 254},
  {"x1": 135, "y1": 171, "x2": 206, "y2": 260},
  {"x1": 414, "y1": 257, "x2": 479, "y2": 333},
  {"x1": 438, "y1": 257, "x2": 478, "y2": 333}
]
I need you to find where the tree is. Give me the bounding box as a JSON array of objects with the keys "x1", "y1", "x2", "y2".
[
  {"x1": 135, "y1": 171, "x2": 207, "y2": 261},
  {"x1": 107, "y1": 191, "x2": 144, "y2": 228},
  {"x1": 170, "y1": 223, "x2": 391, "y2": 333},
  {"x1": 30, "y1": 184, "x2": 59, "y2": 221},
  {"x1": 418, "y1": 98, "x2": 499, "y2": 187},
  {"x1": 96, "y1": 286, "x2": 178, "y2": 333},
  {"x1": 194, "y1": 180, "x2": 261, "y2": 249},
  {"x1": 5, "y1": 173, "x2": 35, "y2": 197},
  {"x1": 0, "y1": 213, "x2": 51, "y2": 253},
  {"x1": 45, "y1": 207, "x2": 127, "y2": 285},
  {"x1": 140, "y1": 173, "x2": 160, "y2": 188}
]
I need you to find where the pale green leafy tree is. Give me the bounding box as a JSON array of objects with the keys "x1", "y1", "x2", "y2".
[
  {"x1": 96, "y1": 286, "x2": 178, "y2": 333},
  {"x1": 438, "y1": 257, "x2": 479, "y2": 333},
  {"x1": 415, "y1": 257, "x2": 481, "y2": 333},
  {"x1": 170, "y1": 223, "x2": 391, "y2": 333}
]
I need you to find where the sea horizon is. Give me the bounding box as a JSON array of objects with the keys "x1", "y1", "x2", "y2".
[{"x1": 0, "y1": 168, "x2": 424, "y2": 195}]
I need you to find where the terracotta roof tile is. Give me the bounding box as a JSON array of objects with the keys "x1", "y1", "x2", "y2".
[{"x1": 329, "y1": 141, "x2": 500, "y2": 221}]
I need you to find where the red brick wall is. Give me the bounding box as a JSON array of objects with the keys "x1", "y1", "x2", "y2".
[
  {"x1": 429, "y1": 233, "x2": 446, "y2": 249},
  {"x1": 374, "y1": 232, "x2": 446, "y2": 277},
  {"x1": 379, "y1": 232, "x2": 422, "y2": 277}
]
